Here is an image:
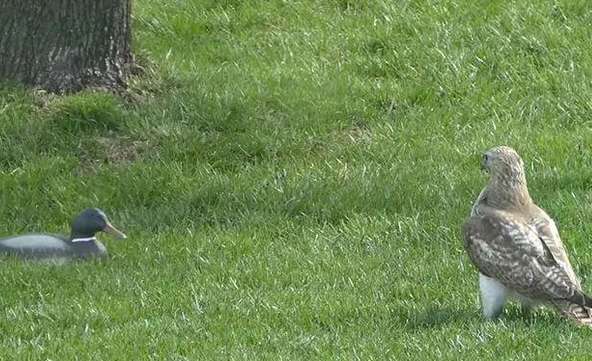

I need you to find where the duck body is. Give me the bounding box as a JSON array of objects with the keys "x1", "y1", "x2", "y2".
[
  {"x1": 0, "y1": 208, "x2": 125, "y2": 260},
  {"x1": 0, "y1": 233, "x2": 107, "y2": 259}
]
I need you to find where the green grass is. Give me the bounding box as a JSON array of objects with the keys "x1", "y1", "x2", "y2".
[{"x1": 2, "y1": 0, "x2": 592, "y2": 359}]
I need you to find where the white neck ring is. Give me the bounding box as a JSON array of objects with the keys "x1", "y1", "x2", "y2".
[{"x1": 70, "y1": 237, "x2": 97, "y2": 243}]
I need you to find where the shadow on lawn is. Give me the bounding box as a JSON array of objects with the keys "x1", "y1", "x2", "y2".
[
  {"x1": 399, "y1": 304, "x2": 565, "y2": 330},
  {"x1": 399, "y1": 306, "x2": 478, "y2": 330}
]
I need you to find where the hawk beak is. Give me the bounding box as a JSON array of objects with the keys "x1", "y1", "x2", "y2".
[{"x1": 103, "y1": 222, "x2": 127, "y2": 240}]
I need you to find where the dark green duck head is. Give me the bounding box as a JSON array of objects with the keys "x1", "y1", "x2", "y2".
[{"x1": 70, "y1": 208, "x2": 127, "y2": 242}]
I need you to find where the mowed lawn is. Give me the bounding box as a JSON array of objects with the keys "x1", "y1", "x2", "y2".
[{"x1": 2, "y1": 0, "x2": 592, "y2": 359}]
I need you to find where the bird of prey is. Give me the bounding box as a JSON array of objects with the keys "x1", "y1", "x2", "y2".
[{"x1": 463, "y1": 146, "x2": 592, "y2": 325}]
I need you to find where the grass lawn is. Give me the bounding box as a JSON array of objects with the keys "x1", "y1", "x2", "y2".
[{"x1": 2, "y1": 0, "x2": 592, "y2": 359}]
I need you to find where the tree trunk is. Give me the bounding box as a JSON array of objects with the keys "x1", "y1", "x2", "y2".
[{"x1": 0, "y1": 0, "x2": 132, "y2": 93}]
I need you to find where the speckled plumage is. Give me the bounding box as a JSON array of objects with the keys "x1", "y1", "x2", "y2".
[{"x1": 464, "y1": 146, "x2": 592, "y2": 326}]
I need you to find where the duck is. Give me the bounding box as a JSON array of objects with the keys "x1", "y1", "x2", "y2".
[{"x1": 0, "y1": 208, "x2": 126, "y2": 259}]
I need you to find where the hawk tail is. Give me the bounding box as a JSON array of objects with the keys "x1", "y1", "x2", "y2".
[
  {"x1": 553, "y1": 300, "x2": 592, "y2": 327},
  {"x1": 562, "y1": 289, "x2": 592, "y2": 309}
]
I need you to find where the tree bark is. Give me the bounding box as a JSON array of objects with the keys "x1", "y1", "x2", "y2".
[{"x1": 0, "y1": 0, "x2": 132, "y2": 93}]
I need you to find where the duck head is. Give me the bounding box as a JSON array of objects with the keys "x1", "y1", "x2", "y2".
[{"x1": 70, "y1": 208, "x2": 127, "y2": 242}]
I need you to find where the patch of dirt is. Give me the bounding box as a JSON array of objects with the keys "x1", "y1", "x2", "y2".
[
  {"x1": 76, "y1": 135, "x2": 151, "y2": 175},
  {"x1": 334, "y1": 122, "x2": 373, "y2": 145},
  {"x1": 96, "y1": 136, "x2": 148, "y2": 164}
]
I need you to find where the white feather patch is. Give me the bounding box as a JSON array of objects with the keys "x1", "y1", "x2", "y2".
[{"x1": 479, "y1": 273, "x2": 508, "y2": 318}]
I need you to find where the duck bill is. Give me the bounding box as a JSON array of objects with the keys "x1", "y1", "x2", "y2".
[{"x1": 103, "y1": 222, "x2": 127, "y2": 240}]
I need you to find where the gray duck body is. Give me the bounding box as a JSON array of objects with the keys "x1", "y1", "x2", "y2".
[
  {"x1": 0, "y1": 208, "x2": 125, "y2": 260},
  {"x1": 0, "y1": 233, "x2": 107, "y2": 258}
]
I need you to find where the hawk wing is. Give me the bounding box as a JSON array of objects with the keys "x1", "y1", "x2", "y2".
[
  {"x1": 463, "y1": 210, "x2": 590, "y2": 306},
  {"x1": 527, "y1": 206, "x2": 581, "y2": 289},
  {"x1": 470, "y1": 187, "x2": 487, "y2": 217},
  {"x1": 470, "y1": 190, "x2": 581, "y2": 289}
]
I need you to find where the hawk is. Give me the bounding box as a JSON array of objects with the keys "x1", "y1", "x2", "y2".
[{"x1": 463, "y1": 146, "x2": 592, "y2": 325}]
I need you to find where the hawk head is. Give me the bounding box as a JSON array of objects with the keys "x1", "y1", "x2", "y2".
[{"x1": 481, "y1": 146, "x2": 525, "y2": 178}]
